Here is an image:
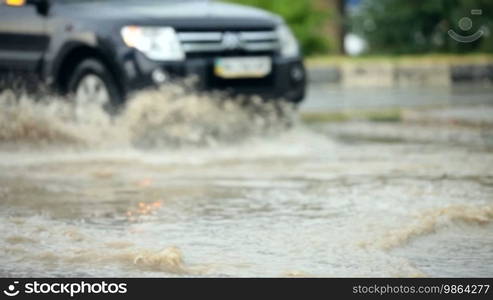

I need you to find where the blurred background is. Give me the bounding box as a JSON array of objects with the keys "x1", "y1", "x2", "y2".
[
  {"x1": 224, "y1": 0, "x2": 493, "y2": 128},
  {"x1": 228, "y1": 0, "x2": 493, "y2": 56}
]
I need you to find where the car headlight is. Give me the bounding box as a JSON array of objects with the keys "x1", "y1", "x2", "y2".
[
  {"x1": 121, "y1": 26, "x2": 185, "y2": 61},
  {"x1": 277, "y1": 24, "x2": 300, "y2": 58}
]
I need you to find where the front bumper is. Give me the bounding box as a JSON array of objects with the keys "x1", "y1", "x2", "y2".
[{"x1": 120, "y1": 51, "x2": 306, "y2": 103}]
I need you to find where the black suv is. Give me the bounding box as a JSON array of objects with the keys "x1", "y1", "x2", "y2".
[{"x1": 0, "y1": 0, "x2": 306, "y2": 109}]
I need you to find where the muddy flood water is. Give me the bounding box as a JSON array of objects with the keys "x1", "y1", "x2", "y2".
[{"x1": 0, "y1": 86, "x2": 492, "y2": 277}]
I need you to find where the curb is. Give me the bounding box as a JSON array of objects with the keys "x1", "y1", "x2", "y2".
[{"x1": 307, "y1": 63, "x2": 493, "y2": 86}]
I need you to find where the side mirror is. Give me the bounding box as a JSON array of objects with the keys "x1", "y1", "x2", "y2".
[{"x1": 3, "y1": 0, "x2": 49, "y2": 15}]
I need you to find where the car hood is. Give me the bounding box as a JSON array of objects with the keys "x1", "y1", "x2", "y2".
[{"x1": 54, "y1": 0, "x2": 282, "y2": 30}]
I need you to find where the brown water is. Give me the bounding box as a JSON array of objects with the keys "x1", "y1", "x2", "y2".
[{"x1": 0, "y1": 88, "x2": 492, "y2": 277}]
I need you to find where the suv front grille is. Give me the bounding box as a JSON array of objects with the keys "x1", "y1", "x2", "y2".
[{"x1": 177, "y1": 30, "x2": 280, "y2": 55}]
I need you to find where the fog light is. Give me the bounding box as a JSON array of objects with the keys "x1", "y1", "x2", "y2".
[
  {"x1": 152, "y1": 69, "x2": 167, "y2": 84},
  {"x1": 291, "y1": 65, "x2": 304, "y2": 82}
]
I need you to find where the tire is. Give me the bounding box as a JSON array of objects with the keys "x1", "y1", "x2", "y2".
[{"x1": 67, "y1": 58, "x2": 122, "y2": 114}]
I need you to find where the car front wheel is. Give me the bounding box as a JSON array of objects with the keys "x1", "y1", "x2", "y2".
[{"x1": 67, "y1": 59, "x2": 122, "y2": 114}]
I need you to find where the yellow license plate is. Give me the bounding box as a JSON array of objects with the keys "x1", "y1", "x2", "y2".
[{"x1": 215, "y1": 56, "x2": 272, "y2": 79}]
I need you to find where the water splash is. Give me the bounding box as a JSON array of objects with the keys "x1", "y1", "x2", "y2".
[
  {"x1": 368, "y1": 205, "x2": 493, "y2": 250},
  {"x1": 0, "y1": 86, "x2": 297, "y2": 150},
  {"x1": 133, "y1": 246, "x2": 208, "y2": 275}
]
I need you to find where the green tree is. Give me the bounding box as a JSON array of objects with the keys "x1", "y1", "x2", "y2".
[
  {"x1": 351, "y1": 0, "x2": 493, "y2": 54},
  {"x1": 225, "y1": 0, "x2": 331, "y2": 55}
]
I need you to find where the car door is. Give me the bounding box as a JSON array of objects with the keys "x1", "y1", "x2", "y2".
[{"x1": 0, "y1": 2, "x2": 49, "y2": 73}]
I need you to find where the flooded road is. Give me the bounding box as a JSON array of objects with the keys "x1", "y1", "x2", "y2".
[
  {"x1": 302, "y1": 83, "x2": 493, "y2": 112},
  {"x1": 0, "y1": 86, "x2": 492, "y2": 277}
]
